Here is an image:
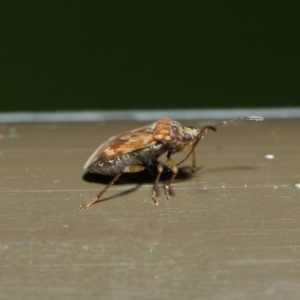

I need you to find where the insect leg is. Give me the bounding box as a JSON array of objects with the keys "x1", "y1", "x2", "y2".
[
  {"x1": 176, "y1": 125, "x2": 216, "y2": 169},
  {"x1": 165, "y1": 152, "x2": 178, "y2": 200},
  {"x1": 151, "y1": 162, "x2": 164, "y2": 205},
  {"x1": 191, "y1": 144, "x2": 202, "y2": 171},
  {"x1": 80, "y1": 165, "x2": 145, "y2": 209}
]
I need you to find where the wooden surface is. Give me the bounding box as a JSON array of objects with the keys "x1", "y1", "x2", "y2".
[{"x1": 1, "y1": 119, "x2": 300, "y2": 299}]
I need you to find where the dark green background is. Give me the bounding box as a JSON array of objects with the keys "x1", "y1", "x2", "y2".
[{"x1": 1, "y1": 1, "x2": 299, "y2": 112}]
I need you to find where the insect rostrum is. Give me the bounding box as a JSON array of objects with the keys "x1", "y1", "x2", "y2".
[{"x1": 80, "y1": 116, "x2": 263, "y2": 209}]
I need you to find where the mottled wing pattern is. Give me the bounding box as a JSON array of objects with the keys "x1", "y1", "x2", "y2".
[
  {"x1": 84, "y1": 122, "x2": 158, "y2": 169},
  {"x1": 101, "y1": 129, "x2": 156, "y2": 158}
]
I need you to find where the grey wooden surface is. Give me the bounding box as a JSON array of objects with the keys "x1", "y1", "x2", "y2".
[{"x1": 1, "y1": 119, "x2": 300, "y2": 299}]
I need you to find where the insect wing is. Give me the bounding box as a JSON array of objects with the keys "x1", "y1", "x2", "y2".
[{"x1": 84, "y1": 122, "x2": 157, "y2": 169}]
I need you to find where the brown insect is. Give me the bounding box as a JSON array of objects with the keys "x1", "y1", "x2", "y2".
[{"x1": 80, "y1": 115, "x2": 263, "y2": 209}]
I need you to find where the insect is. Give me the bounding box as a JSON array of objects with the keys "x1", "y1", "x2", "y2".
[{"x1": 80, "y1": 115, "x2": 263, "y2": 209}]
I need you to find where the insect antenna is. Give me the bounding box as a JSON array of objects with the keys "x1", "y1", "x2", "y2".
[
  {"x1": 197, "y1": 115, "x2": 264, "y2": 140},
  {"x1": 176, "y1": 115, "x2": 263, "y2": 167},
  {"x1": 213, "y1": 115, "x2": 264, "y2": 129}
]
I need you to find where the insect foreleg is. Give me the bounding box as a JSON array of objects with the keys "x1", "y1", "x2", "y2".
[
  {"x1": 80, "y1": 165, "x2": 145, "y2": 209},
  {"x1": 165, "y1": 152, "x2": 178, "y2": 200},
  {"x1": 191, "y1": 148, "x2": 203, "y2": 171},
  {"x1": 176, "y1": 136, "x2": 202, "y2": 171},
  {"x1": 151, "y1": 162, "x2": 164, "y2": 205},
  {"x1": 176, "y1": 125, "x2": 216, "y2": 168}
]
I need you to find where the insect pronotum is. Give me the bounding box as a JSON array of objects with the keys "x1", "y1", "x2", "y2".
[{"x1": 80, "y1": 115, "x2": 263, "y2": 209}]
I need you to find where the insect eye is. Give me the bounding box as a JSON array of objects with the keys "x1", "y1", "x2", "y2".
[{"x1": 184, "y1": 133, "x2": 192, "y2": 141}]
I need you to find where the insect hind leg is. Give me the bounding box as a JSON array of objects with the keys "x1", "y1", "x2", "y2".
[{"x1": 80, "y1": 165, "x2": 145, "y2": 209}]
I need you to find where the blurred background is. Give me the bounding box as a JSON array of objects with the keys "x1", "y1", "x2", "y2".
[{"x1": 1, "y1": 1, "x2": 299, "y2": 112}]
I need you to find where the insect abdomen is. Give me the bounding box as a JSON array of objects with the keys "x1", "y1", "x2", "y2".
[{"x1": 89, "y1": 142, "x2": 167, "y2": 176}]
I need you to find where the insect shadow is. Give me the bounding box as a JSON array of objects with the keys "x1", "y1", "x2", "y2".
[{"x1": 82, "y1": 165, "x2": 194, "y2": 202}]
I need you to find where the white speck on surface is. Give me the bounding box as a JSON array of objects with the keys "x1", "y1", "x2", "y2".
[
  {"x1": 295, "y1": 184, "x2": 300, "y2": 189},
  {"x1": 8, "y1": 127, "x2": 20, "y2": 139},
  {"x1": 265, "y1": 154, "x2": 275, "y2": 160},
  {"x1": 274, "y1": 186, "x2": 278, "y2": 189}
]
